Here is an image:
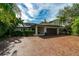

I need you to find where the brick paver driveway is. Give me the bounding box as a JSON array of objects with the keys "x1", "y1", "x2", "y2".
[{"x1": 12, "y1": 35, "x2": 79, "y2": 56}]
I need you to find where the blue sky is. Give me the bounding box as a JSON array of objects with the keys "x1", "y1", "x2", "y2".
[{"x1": 17, "y1": 3, "x2": 72, "y2": 23}]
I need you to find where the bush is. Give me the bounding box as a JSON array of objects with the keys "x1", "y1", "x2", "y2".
[
  {"x1": 9, "y1": 30, "x2": 34, "y2": 36},
  {"x1": 65, "y1": 25, "x2": 72, "y2": 35},
  {"x1": 0, "y1": 21, "x2": 9, "y2": 37},
  {"x1": 71, "y1": 17, "x2": 79, "y2": 35},
  {"x1": 12, "y1": 31, "x2": 23, "y2": 36},
  {"x1": 23, "y1": 30, "x2": 34, "y2": 36}
]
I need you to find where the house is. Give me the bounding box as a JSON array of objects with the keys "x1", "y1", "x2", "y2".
[
  {"x1": 31, "y1": 19, "x2": 64, "y2": 36},
  {"x1": 16, "y1": 19, "x2": 70, "y2": 36}
]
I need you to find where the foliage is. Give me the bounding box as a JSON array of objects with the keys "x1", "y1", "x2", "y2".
[
  {"x1": 10, "y1": 30, "x2": 34, "y2": 36},
  {"x1": 12, "y1": 31, "x2": 23, "y2": 36},
  {"x1": 64, "y1": 25, "x2": 72, "y2": 35},
  {"x1": 57, "y1": 4, "x2": 79, "y2": 25},
  {"x1": 57, "y1": 4, "x2": 79, "y2": 35},
  {"x1": 71, "y1": 17, "x2": 79, "y2": 35},
  {"x1": 6, "y1": 18, "x2": 23, "y2": 36},
  {"x1": 0, "y1": 3, "x2": 21, "y2": 37},
  {"x1": 57, "y1": 6, "x2": 72, "y2": 23},
  {"x1": 23, "y1": 30, "x2": 34, "y2": 36}
]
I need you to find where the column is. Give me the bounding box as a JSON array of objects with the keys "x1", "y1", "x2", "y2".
[
  {"x1": 44, "y1": 27, "x2": 47, "y2": 34},
  {"x1": 35, "y1": 25, "x2": 38, "y2": 35},
  {"x1": 57, "y1": 28, "x2": 59, "y2": 35}
]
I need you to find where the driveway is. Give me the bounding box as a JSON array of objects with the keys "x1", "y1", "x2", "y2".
[
  {"x1": 1, "y1": 35, "x2": 79, "y2": 56},
  {"x1": 14, "y1": 35, "x2": 79, "y2": 56}
]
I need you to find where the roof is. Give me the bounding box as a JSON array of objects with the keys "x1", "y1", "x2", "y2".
[
  {"x1": 17, "y1": 23, "x2": 36, "y2": 28},
  {"x1": 38, "y1": 20, "x2": 61, "y2": 27},
  {"x1": 32, "y1": 21, "x2": 62, "y2": 28},
  {"x1": 17, "y1": 19, "x2": 63, "y2": 28}
]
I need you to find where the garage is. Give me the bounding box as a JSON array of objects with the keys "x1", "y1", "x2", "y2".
[{"x1": 46, "y1": 28, "x2": 57, "y2": 35}]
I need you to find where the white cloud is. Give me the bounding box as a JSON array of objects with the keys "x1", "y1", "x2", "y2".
[
  {"x1": 47, "y1": 17, "x2": 58, "y2": 22},
  {"x1": 23, "y1": 3, "x2": 37, "y2": 17},
  {"x1": 21, "y1": 12, "x2": 28, "y2": 20},
  {"x1": 17, "y1": 3, "x2": 35, "y2": 22},
  {"x1": 24, "y1": 3, "x2": 32, "y2": 10},
  {"x1": 17, "y1": 3, "x2": 72, "y2": 23},
  {"x1": 21, "y1": 12, "x2": 28, "y2": 22},
  {"x1": 27, "y1": 8, "x2": 37, "y2": 17},
  {"x1": 21, "y1": 12, "x2": 33, "y2": 22}
]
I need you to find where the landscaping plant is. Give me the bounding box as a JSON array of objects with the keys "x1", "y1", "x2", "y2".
[
  {"x1": 71, "y1": 17, "x2": 79, "y2": 35},
  {"x1": 0, "y1": 3, "x2": 21, "y2": 38}
]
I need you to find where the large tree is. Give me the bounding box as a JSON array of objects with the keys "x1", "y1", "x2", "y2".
[
  {"x1": 57, "y1": 4, "x2": 79, "y2": 24},
  {"x1": 57, "y1": 3, "x2": 79, "y2": 35},
  {"x1": 0, "y1": 3, "x2": 22, "y2": 37}
]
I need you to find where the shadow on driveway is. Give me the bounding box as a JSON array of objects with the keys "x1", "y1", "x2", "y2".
[
  {"x1": 0, "y1": 37, "x2": 22, "y2": 55},
  {"x1": 39, "y1": 35, "x2": 69, "y2": 39}
]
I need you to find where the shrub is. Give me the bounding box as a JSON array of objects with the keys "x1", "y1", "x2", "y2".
[
  {"x1": 65, "y1": 25, "x2": 72, "y2": 35},
  {"x1": 0, "y1": 21, "x2": 9, "y2": 37},
  {"x1": 71, "y1": 17, "x2": 79, "y2": 35},
  {"x1": 23, "y1": 30, "x2": 34, "y2": 36},
  {"x1": 8, "y1": 29, "x2": 34, "y2": 37},
  {"x1": 12, "y1": 31, "x2": 23, "y2": 36}
]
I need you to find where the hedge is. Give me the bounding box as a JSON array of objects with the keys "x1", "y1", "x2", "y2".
[{"x1": 10, "y1": 30, "x2": 34, "y2": 36}]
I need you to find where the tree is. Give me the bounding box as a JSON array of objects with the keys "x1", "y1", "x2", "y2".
[
  {"x1": 57, "y1": 6, "x2": 73, "y2": 25},
  {"x1": 0, "y1": 3, "x2": 22, "y2": 37},
  {"x1": 57, "y1": 4, "x2": 79, "y2": 24},
  {"x1": 71, "y1": 17, "x2": 79, "y2": 35},
  {"x1": 57, "y1": 4, "x2": 79, "y2": 35}
]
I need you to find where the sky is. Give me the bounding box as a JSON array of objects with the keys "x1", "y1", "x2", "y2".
[{"x1": 17, "y1": 3, "x2": 72, "y2": 23}]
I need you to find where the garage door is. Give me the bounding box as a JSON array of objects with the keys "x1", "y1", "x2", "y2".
[{"x1": 47, "y1": 28, "x2": 57, "y2": 35}]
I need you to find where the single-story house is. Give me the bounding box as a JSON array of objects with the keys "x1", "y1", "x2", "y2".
[
  {"x1": 32, "y1": 22, "x2": 64, "y2": 36},
  {"x1": 16, "y1": 19, "x2": 70, "y2": 36}
]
